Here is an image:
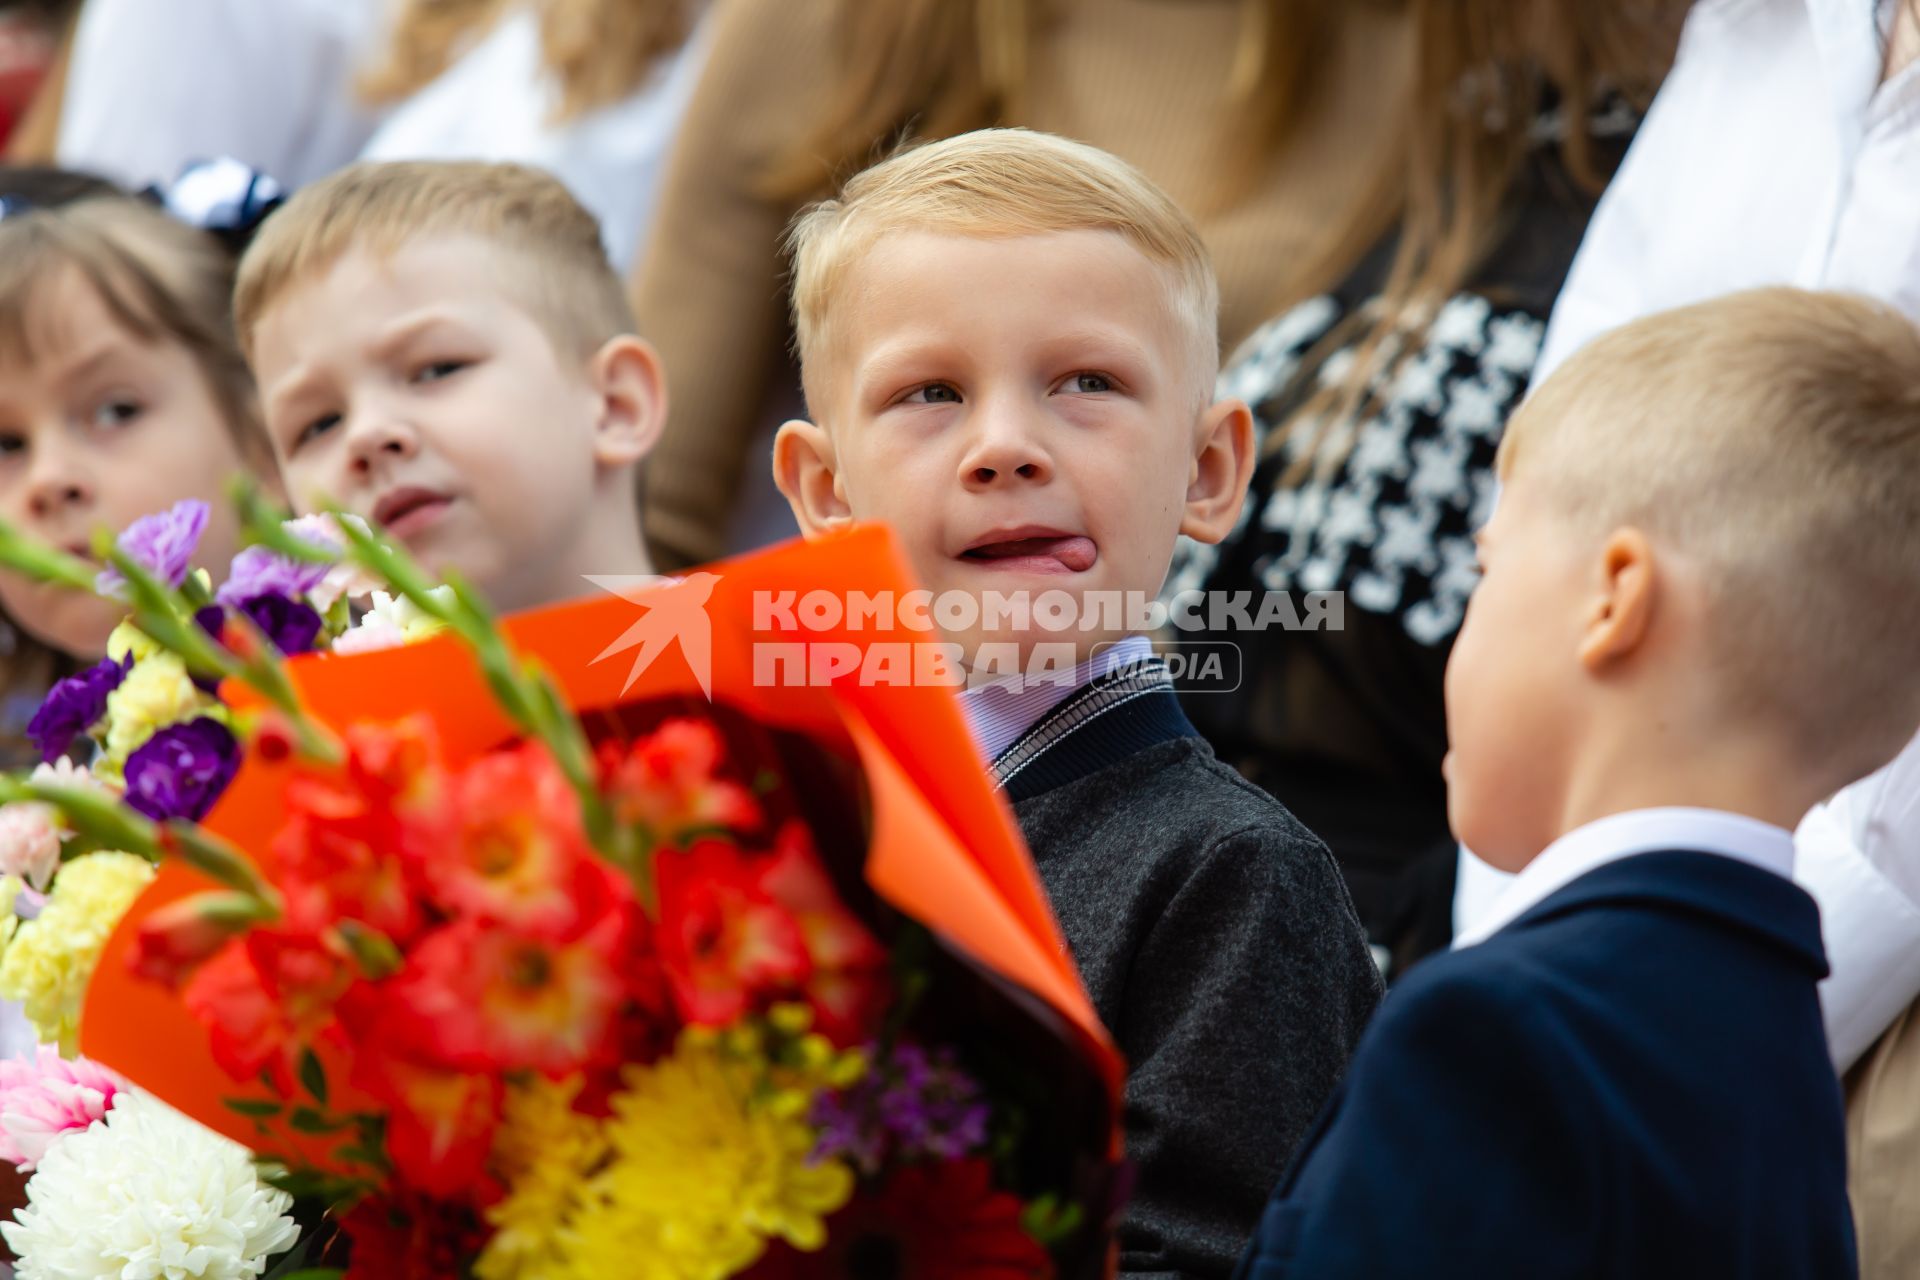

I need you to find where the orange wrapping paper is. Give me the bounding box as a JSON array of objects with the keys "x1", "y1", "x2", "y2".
[{"x1": 81, "y1": 526, "x2": 1124, "y2": 1164}]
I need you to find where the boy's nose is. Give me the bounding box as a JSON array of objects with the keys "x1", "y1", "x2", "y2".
[
  {"x1": 344, "y1": 413, "x2": 422, "y2": 476},
  {"x1": 959, "y1": 413, "x2": 1054, "y2": 488}
]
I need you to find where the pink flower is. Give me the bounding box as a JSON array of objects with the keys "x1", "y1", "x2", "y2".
[
  {"x1": 0, "y1": 761, "x2": 111, "y2": 890},
  {"x1": 0, "y1": 803, "x2": 63, "y2": 892},
  {"x1": 0, "y1": 1047, "x2": 127, "y2": 1169}
]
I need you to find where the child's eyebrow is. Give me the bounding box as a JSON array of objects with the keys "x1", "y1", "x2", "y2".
[
  {"x1": 367, "y1": 311, "x2": 468, "y2": 364},
  {"x1": 50, "y1": 344, "x2": 133, "y2": 389},
  {"x1": 262, "y1": 367, "x2": 325, "y2": 425}
]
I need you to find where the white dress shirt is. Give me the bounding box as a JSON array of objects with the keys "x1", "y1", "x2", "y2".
[
  {"x1": 1459, "y1": 0, "x2": 1920, "y2": 1071},
  {"x1": 958, "y1": 634, "x2": 1155, "y2": 765},
  {"x1": 57, "y1": 0, "x2": 387, "y2": 190},
  {"x1": 359, "y1": 4, "x2": 714, "y2": 272},
  {"x1": 1453, "y1": 808, "x2": 1795, "y2": 951}
]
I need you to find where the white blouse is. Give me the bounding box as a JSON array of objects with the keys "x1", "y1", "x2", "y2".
[
  {"x1": 57, "y1": 0, "x2": 387, "y2": 190},
  {"x1": 359, "y1": 4, "x2": 714, "y2": 273}
]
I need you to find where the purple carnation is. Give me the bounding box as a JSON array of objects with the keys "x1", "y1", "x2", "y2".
[
  {"x1": 215, "y1": 543, "x2": 331, "y2": 609},
  {"x1": 26, "y1": 654, "x2": 132, "y2": 763},
  {"x1": 234, "y1": 593, "x2": 324, "y2": 656},
  {"x1": 123, "y1": 717, "x2": 240, "y2": 823},
  {"x1": 810, "y1": 1042, "x2": 991, "y2": 1174},
  {"x1": 95, "y1": 500, "x2": 210, "y2": 598}
]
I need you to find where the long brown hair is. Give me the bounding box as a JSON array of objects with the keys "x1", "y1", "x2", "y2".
[
  {"x1": 359, "y1": 0, "x2": 697, "y2": 125},
  {"x1": 762, "y1": 0, "x2": 1347, "y2": 203},
  {"x1": 1264, "y1": 0, "x2": 1689, "y2": 482}
]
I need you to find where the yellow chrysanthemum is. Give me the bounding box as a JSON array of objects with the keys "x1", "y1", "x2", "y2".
[
  {"x1": 100, "y1": 653, "x2": 212, "y2": 770},
  {"x1": 0, "y1": 852, "x2": 155, "y2": 1051},
  {"x1": 474, "y1": 1033, "x2": 854, "y2": 1280},
  {"x1": 474, "y1": 1076, "x2": 609, "y2": 1280}
]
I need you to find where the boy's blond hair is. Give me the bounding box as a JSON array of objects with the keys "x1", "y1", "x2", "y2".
[
  {"x1": 785, "y1": 128, "x2": 1220, "y2": 411},
  {"x1": 234, "y1": 160, "x2": 632, "y2": 363},
  {"x1": 0, "y1": 196, "x2": 272, "y2": 475},
  {"x1": 1504, "y1": 286, "x2": 1920, "y2": 781}
]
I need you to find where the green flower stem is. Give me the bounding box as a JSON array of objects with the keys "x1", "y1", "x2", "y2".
[
  {"x1": 0, "y1": 780, "x2": 282, "y2": 914},
  {"x1": 329, "y1": 509, "x2": 635, "y2": 874},
  {"x1": 0, "y1": 519, "x2": 105, "y2": 592},
  {"x1": 97, "y1": 539, "x2": 340, "y2": 766},
  {"x1": 233, "y1": 483, "x2": 333, "y2": 565}
]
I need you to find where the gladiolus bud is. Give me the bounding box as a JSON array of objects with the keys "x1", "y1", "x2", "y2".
[{"x1": 132, "y1": 891, "x2": 271, "y2": 988}]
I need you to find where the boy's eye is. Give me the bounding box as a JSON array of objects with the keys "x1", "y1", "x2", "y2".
[
  {"x1": 1059, "y1": 372, "x2": 1114, "y2": 395},
  {"x1": 294, "y1": 413, "x2": 342, "y2": 451},
  {"x1": 0, "y1": 432, "x2": 25, "y2": 458},
  {"x1": 903, "y1": 383, "x2": 961, "y2": 405},
  {"x1": 412, "y1": 359, "x2": 470, "y2": 385},
  {"x1": 89, "y1": 398, "x2": 143, "y2": 428}
]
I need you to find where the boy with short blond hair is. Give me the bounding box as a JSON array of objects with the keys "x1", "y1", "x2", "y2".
[
  {"x1": 235, "y1": 160, "x2": 662, "y2": 612},
  {"x1": 774, "y1": 128, "x2": 1383, "y2": 1279},
  {"x1": 1236, "y1": 286, "x2": 1920, "y2": 1279}
]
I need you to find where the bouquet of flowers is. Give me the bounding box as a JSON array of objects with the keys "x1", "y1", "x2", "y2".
[{"x1": 0, "y1": 496, "x2": 1124, "y2": 1280}]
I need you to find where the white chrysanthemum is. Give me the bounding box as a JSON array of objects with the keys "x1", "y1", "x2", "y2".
[{"x1": 1, "y1": 1091, "x2": 300, "y2": 1280}]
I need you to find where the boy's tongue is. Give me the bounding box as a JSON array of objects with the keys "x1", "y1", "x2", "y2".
[{"x1": 967, "y1": 535, "x2": 1097, "y2": 572}]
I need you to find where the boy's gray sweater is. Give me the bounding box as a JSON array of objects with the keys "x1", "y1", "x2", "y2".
[{"x1": 993, "y1": 662, "x2": 1383, "y2": 1280}]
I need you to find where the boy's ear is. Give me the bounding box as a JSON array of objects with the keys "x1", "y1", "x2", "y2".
[
  {"x1": 771, "y1": 419, "x2": 851, "y2": 538},
  {"x1": 1178, "y1": 398, "x2": 1256, "y2": 544},
  {"x1": 588, "y1": 335, "x2": 668, "y2": 469},
  {"x1": 1578, "y1": 527, "x2": 1657, "y2": 671}
]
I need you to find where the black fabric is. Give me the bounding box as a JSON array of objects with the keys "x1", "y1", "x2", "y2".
[
  {"x1": 1234, "y1": 851, "x2": 1856, "y2": 1279},
  {"x1": 1170, "y1": 112, "x2": 1636, "y2": 981},
  {"x1": 1003, "y1": 699, "x2": 1382, "y2": 1280}
]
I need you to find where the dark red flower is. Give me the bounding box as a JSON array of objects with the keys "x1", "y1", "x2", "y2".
[
  {"x1": 338, "y1": 1190, "x2": 488, "y2": 1278},
  {"x1": 750, "y1": 1159, "x2": 1054, "y2": 1280}
]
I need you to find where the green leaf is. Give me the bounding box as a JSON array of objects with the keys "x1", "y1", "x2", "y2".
[
  {"x1": 297, "y1": 1048, "x2": 329, "y2": 1107},
  {"x1": 224, "y1": 1097, "x2": 283, "y2": 1118},
  {"x1": 288, "y1": 1107, "x2": 348, "y2": 1135},
  {"x1": 1020, "y1": 1193, "x2": 1084, "y2": 1247}
]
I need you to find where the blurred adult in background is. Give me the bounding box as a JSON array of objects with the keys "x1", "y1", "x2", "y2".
[
  {"x1": 1167, "y1": 0, "x2": 1690, "y2": 982},
  {"x1": 0, "y1": 0, "x2": 69, "y2": 154},
  {"x1": 51, "y1": 0, "x2": 386, "y2": 188},
  {"x1": 41, "y1": 0, "x2": 709, "y2": 271},
  {"x1": 354, "y1": 0, "x2": 712, "y2": 271},
  {"x1": 631, "y1": 0, "x2": 1412, "y2": 567}
]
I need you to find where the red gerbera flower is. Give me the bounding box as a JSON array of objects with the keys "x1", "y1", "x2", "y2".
[
  {"x1": 349, "y1": 1051, "x2": 503, "y2": 1201},
  {"x1": 420, "y1": 741, "x2": 608, "y2": 937},
  {"x1": 373, "y1": 909, "x2": 632, "y2": 1076},
  {"x1": 270, "y1": 718, "x2": 452, "y2": 945},
  {"x1": 757, "y1": 821, "x2": 889, "y2": 1044},
  {"x1": 654, "y1": 837, "x2": 809, "y2": 1026},
  {"x1": 600, "y1": 719, "x2": 761, "y2": 847},
  {"x1": 750, "y1": 1159, "x2": 1055, "y2": 1280},
  {"x1": 182, "y1": 928, "x2": 356, "y2": 1095}
]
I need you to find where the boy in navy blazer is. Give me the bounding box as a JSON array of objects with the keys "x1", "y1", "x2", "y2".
[{"x1": 1236, "y1": 288, "x2": 1920, "y2": 1279}]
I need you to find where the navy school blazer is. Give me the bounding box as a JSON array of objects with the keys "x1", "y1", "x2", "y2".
[{"x1": 1234, "y1": 850, "x2": 1857, "y2": 1280}]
